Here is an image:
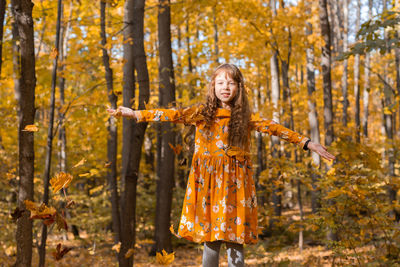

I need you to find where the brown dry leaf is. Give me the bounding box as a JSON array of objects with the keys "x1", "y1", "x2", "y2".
[
  {"x1": 52, "y1": 243, "x2": 72, "y2": 261},
  {"x1": 22, "y1": 124, "x2": 38, "y2": 132},
  {"x1": 156, "y1": 249, "x2": 175, "y2": 265},
  {"x1": 24, "y1": 200, "x2": 57, "y2": 221},
  {"x1": 50, "y1": 172, "x2": 73, "y2": 193},
  {"x1": 72, "y1": 158, "x2": 86, "y2": 168},
  {"x1": 55, "y1": 212, "x2": 68, "y2": 231}
]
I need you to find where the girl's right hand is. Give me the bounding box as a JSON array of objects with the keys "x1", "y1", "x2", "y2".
[{"x1": 107, "y1": 106, "x2": 135, "y2": 119}]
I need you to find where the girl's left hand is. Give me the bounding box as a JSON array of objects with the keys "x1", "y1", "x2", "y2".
[{"x1": 307, "y1": 141, "x2": 336, "y2": 161}]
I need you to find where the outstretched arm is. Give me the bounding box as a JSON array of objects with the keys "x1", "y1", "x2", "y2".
[
  {"x1": 250, "y1": 116, "x2": 335, "y2": 161},
  {"x1": 107, "y1": 106, "x2": 200, "y2": 124}
]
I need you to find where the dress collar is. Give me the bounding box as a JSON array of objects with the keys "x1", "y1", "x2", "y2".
[{"x1": 215, "y1": 108, "x2": 231, "y2": 118}]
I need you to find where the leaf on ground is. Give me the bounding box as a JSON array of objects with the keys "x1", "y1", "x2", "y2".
[
  {"x1": 156, "y1": 249, "x2": 175, "y2": 265},
  {"x1": 50, "y1": 172, "x2": 73, "y2": 193},
  {"x1": 52, "y1": 243, "x2": 72, "y2": 261}
]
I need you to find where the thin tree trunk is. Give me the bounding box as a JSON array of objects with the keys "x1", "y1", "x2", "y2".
[
  {"x1": 213, "y1": 4, "x2": 219, "y2": 64},
  {"x1": 354, "y1": 0, "x2": 361, "y2": 142},
  {"x1": 154, "y1": 0, "x2": 175, "y2": 253},
  {"x1": 362, "y1": 0, "x2": 373, "y2": 138},
  {"x1": 11, "y1": 0, "x2": 36, "y2": 266},
  {"x1": 0, "y1": 0, "x2": 6, "y2": 77},
  {"x1": 341, "y1": 0, "x2": 349, "y2": 126},
  {"x1": 38, "y1": 0, "x2": 62, "y2": 265},
  {"x1": 305, "y1": 18, "x2": 321, "y2": 213},
  {"x1": 100, "y1": 0, "x2": 121, "y2": 248}
]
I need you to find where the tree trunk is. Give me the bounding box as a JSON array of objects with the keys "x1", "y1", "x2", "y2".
[
  {"x1": 38, "y1": 1, "x2": 62, "y2": 265},
  {"x1": 100, "y1": 0, "x2": 121, "y2": 248},
  {"x1": 119, "y1": 0, "x2": 150, "y2": 265},
  {"x1": 305, "y1": 18, "x2": 321, "y2": 213},
  {"x1": 213, "y1": 4, "x2": 219, "y2": 64},
  {"x1": 362, "y1": 0, "x2": 373, "y2": 138},
  {"x1": 341, "y1": 0, "x2": 349, "y2": 126},
  {"x1": 154, "y1": 0, "x2": 176, "y2": 253},
  {"x1": 11, "y1": 0, "x2": 36, "y2": 266},
  {"x1": 0, "y1": 0, "x2": 6, "y2": 77},
  {"x1": 354, "y1": 0, "x2": 361, "y2": 142},
  {"x1": 319, "y1": 0, "x2": 336, "y2": 242}
]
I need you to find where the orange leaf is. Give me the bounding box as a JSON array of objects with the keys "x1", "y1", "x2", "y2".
[
  {"x1": 24, "y1": 200, "x2": 57, "y2": 223},
  {"x1": 72, "y1": 158, "x2": 86, "y2": 168},
  {"x1": 125, "y1": 248, "x2": 134, "y2": 258},
  {"x1": 50, "y1": 172, "x2": 73, "y2": 193},
  {"x1": 22, "y1": 124, "x2": 38, "y2": 132},
  {"x1": 156, "y1": 249, "x2": 175, "y2": 265},
  {"x1": 52, "y1": 243, "x2": 72, "y2": 261},
  {"x1": 168, "y1": 143, "x2": 182, "y2": 155}
]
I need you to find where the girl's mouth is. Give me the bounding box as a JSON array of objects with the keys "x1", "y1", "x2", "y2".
[{"x1": 222, "y1": 93, "x2": 230, "y2": 98}]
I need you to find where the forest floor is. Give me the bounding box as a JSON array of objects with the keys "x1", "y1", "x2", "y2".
[{"x1": 1, "y1": 232, "x2": 373, "y2": 267}]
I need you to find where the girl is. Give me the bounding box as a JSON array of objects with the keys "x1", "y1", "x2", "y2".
[{"x1": 107, "y1": 63, "x2": 335, "y2": 266}]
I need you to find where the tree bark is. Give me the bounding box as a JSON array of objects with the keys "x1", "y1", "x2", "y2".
[
  {"x1": 0, "y1": 0, "x2": 6, "y2": 77},
  {"x1": 362, "y1": 0, "x2": 373, "y2": 137},
  {"x1": 354, "y1": 0, "x2": 361, "y2": 142},
  {"x1": 341, "y1": 0, "x2": 349, "y2": 126},
  {"x1": 305, "y1": 18, "x2": 321, "y2": 213},
  {"x1": 154, "y1": 0, "x2": 176, "y2": 253},
  {"x1": 100, "y1": 0, "x2": 121, "y2": 248},
  {"x1": 11, "y1": 0, "x2": 36, "y2": 266},
  {"x1": 119, "y1": 0, "x2": 150, "y2": 265},
  {"x1": 319, "y1": 0, "x2": 336, "y2": 242}
]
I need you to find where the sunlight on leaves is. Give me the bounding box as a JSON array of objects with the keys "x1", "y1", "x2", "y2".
[{"x1": 22, "y1": 124, "x2": 38, "y2": 132}]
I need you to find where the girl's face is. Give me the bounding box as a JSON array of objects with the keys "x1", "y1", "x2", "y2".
[{"x1": 214, "y1": 71, "x2": 238, "y2": 109}]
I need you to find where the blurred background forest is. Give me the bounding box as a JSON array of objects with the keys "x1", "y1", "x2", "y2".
[{"x1": 1, "y1": 0, "x2": 400, "y2": 266}]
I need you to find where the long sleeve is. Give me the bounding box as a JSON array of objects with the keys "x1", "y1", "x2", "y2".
[
  {"x1": 250, "y1": 114, "x2": 310, "y2": 148},
  {"x1": 133, "y1": 106, "x2": 202, "y2": 124}
]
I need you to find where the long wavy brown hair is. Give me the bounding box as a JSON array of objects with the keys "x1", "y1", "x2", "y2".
[{"x1": 201, "y1": 63, "x2": 251, "y2": 149}]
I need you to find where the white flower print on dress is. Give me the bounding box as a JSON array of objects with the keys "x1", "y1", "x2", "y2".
[
  {"x1": 234, "y1": 217, "x2": 242, "y2": 225},
  {"x1": 186, "y1": 221, "x2": 194, "y2": 231},
  {"x1": 202, "y1": 197, "x2": 207, "y2": 213},
  {"x1": 204, "y1": 222, "x2": 210, "y2": 232},
  {"x1": 215, "y1": 233, "x2": 220, "y2": 240},
  {"x1": 181, "y1": 215, "x2": 187, "y2": 224},
  {"x1": 216, "y1": 140, "x2": 224, "y2": 149},
  {"x1": 212, "y1": 204, "x2": 219, "y2": 213},
  {"x1": 220, "y1": 222, "x2": 226, "y2": 232},
  {"x1": 153, "y1": 110, "x2": 164, "y2": 121},
  {"x1": 227, "y1": 205, "x2": 234, "y2": 213},
  {"x1": 224, "y1": 164, "x2": 230, "y2": 173},
  {"x1": 216, "y1": 175, "x2": 222, "y2": 189},
  {"x1": 219, "y1": 198, "x2": 226, "y2": 213}
]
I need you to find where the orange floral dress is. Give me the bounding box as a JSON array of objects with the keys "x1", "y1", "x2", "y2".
[{"x1": 133, "y1": 107, "x2": 309, "y2": 245}]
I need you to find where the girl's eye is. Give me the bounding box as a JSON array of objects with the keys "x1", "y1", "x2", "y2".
[{"x1": 229, "y1": 82, "x2": 236, "y2": 86}]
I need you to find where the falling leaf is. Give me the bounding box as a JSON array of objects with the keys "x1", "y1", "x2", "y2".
[
  {"x1": 112, "y1": 242, "x2": 121, "y2": 253},
  {"x1": 55, "y1": 212, "x2": 68, "y2": 231},
  {"x1": 104, "y1": 161, "x2": 112, "y2": 167},
  {"x1": 66, "y1": 200, "x2": 75, "y2": 209},
  {"x1": 79, "y1": 173, "x2": 90, "y2": 177},
  {"x1": 11, "y1": 207, "x2": 25, "y2": 221},
  {"x1": 125, "y1": 248, "x2": 134, "y2": 258},
  {"x1": 72, "y1": 158, "x2": 86, "y2": 168},
  {"x1": 22, "y1": 124, "x2": 38, "y2": 132},
  {"x1": 24, "y1": 200, "x2": 57, "y2": 221},
  {"x1": 52, "y1": 243, "x2": 72, "y2": 261},
  {"x1": 50, "y1": 172, "x2": 73, "y2": 193},
  {"x1": 168, "y1": 143, "x2": 182, "y2": 155},
  {"x1": 156, "y1": 249, "x2": 175, "y2": 265}
]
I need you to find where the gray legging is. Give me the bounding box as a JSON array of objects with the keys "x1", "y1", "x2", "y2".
[{"x1": 202, "y1": 241, "x2": 244, "y2": 267}]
